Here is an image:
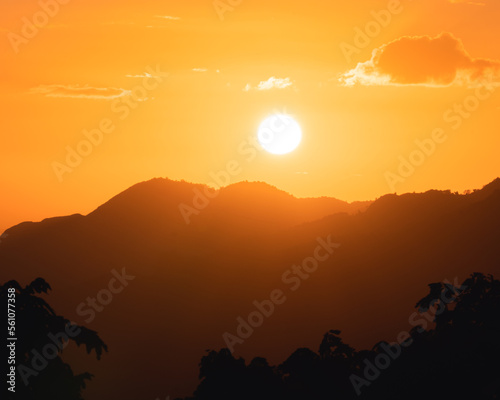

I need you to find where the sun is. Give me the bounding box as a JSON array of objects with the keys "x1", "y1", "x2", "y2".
[{"x1": 257, "y1": 114, "x2": 302, "y2": 155}]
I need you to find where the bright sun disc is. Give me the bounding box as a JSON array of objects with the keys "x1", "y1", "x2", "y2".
[{"x1": 257, "y1": 114, "x2": 302, "y2": 155}]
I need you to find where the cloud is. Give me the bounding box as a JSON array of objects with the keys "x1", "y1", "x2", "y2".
[
  {"x1": 192, "y1": 68, "x2": 208, "y2": 72},
  {"x1": 125, "y1": 70, "x2": 168, "y2": 79},
  {"x1": 155, "y1": 15, "x2": 181, "y2": 20},
  {"x1": 244, "y1": 77, "x2": 293, "y2": 91},
  {"x1": 340, "y1": 32, "x2": 500, "y2": 87},
  {"x1": 448, "y1": 0, "x2": 485, "y2": 5},
  {"x1": 30, "y1": 85, "x2": 132, "y2": 99}
]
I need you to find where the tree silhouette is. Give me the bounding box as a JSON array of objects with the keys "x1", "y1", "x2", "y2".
[
  {"x1": 1, "y1": 278, "x2": 107, "y2": 400},
  {"x1": 180, "y1": 273, "x2": 500, "y2": 400}
]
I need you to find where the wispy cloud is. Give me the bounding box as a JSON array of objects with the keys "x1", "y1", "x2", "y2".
[
  {"x1": 244, "y1": 77, "x2": 294, "y2": 91},
  {"x1": 339, "y1": 33, "x2": 500, "y2": 87},
  {"x1": 155, "y1": 15, "x2": 181, "y2": 20},
  {"x1": 448, "y1": 0, "x2": 485, "y2": 5},
  {"x1": 30, "y1": 85, "x2": 132, "y2": 99},
  {"x1": 125, "y1": 69, "x2": 169, "y2": 79},
  {"x1": 192, "y1": 68, "x2": 208, "y2": 72}
]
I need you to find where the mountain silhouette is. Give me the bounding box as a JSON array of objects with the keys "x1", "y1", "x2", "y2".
[{"x1": 1, "y1": 177, "x2": 499, "y2": 399}]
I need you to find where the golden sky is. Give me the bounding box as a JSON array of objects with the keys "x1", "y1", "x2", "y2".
[{"x1": 1, "y1": 0, "x2": 499, "y2": 233}]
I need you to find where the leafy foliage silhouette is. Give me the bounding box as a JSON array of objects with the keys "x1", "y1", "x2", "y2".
[{"x1": 1, "y1": 278, "x2": 107, "y2": 400}]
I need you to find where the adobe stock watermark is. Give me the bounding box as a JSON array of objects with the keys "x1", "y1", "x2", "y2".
[
  {"x1": 384, "y1": 80, "x2": 496, "y2": 192},
  {"x1": 340, "y1": 0, "x2": 413, "y2": 63},
  {"x1": 178, "y1": 111, "x2": 294, "y2": 225},
  {"x1": 213, "y1": 0, "x2": 243, "y2": 21},
  {"x1": 76, "y1": 268, "x2": 136, "y2": 323},
  {"x1": 350, "y1": 276, "x2": 467, "y2": 396},
  {"x1": 52, "y1": 65, "x2": 167, "y2": 183},
  {"x1": 222, "y1": 235, "x2": 340, "y2": 353},
  {"x1": 8, "y1": 0, "x2": 72, "y2": 54},
  {"x1": 17, "y1": 268, "x2": 135, "y2": 385}
]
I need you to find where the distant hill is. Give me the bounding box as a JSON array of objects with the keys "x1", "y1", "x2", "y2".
[{"x1": 1, "y1": 178, "x2": 499, "y2": 400}]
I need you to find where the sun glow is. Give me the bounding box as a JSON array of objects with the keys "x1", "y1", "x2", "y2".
[{"x1": 257, "y1": 114, "x2": 302, "y2": 155}]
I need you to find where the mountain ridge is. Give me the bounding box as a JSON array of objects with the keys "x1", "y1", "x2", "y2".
[
  {"x1": 1, "y1": 177, "x2": 499, "y2": 400},
  {"x1": 6, "y1": 177, "x2": 500, "y2": 238}
]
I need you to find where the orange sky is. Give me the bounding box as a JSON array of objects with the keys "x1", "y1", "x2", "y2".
[{"x1": 1, "y1": 0, "x2": 499, "y2": 233}]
